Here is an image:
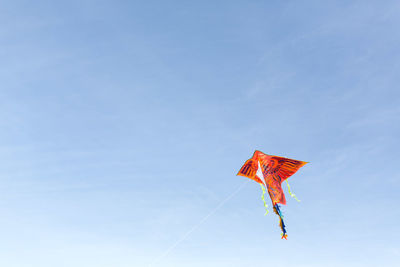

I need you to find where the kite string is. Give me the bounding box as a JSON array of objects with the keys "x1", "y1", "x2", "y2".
[
  {"x1": 148, "y1": 180, "x2": 250, "y2": 267},
  {"x1": 285, "y1": 180, "x2": 300, "y2": 202}
]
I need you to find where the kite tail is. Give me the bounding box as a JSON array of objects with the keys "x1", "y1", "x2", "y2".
[
  {"x1": 273, "y1": 204, "x2": 287, "y2": 239},
  {"x1": 286, "y1": 180, "x2": 300, "y2": 202},
  {"x1": 260, "y1": 184, "x2": 269, "y2": 215}
]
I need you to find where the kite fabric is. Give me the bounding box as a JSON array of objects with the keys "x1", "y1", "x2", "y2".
[{"x1": 237, "y1": 150, "x2": 308, "y2": 239}]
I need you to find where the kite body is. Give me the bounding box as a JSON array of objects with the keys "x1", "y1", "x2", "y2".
[{"x1": 237, "y1": 150, "x2": 307, "y2": 239}]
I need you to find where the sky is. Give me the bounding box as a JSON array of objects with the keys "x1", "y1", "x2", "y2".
[{"x1": 0, "y1": 0, "x2": 399, "y2": 266}]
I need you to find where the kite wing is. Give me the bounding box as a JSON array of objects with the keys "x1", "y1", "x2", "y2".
[
  {"x1": 262, "y1": 155, "x2": 307, "y2": 205},
  {"x1": 237, "y1": 158, "x2": 262, "y2": 184}
]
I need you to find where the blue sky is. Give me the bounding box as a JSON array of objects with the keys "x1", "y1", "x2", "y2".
[{"x1": 1, "y1": 0, "x2": 399, "y2": 266}]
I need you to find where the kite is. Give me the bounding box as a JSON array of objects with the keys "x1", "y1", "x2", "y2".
[{"x1": 237, "y1": 150, "x2": 308, "y2": 239}]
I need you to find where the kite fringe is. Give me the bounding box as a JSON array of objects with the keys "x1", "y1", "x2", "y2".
[
  {"x1": 260, "y1": 184, "x2": 269, "y2": 215},
  {"x1": 286, "y1": 180, "x2": 300, "y2": 202}
]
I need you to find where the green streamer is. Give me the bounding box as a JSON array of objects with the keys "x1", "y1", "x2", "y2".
[
  {"x1": 286, "y1": 180, "x2": 300, "y2": 202},
  {"x1": 260, "y1": 184, "x2": 269, "y2": 215}
]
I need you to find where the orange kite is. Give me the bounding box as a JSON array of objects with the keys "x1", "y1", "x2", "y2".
[{"x1": 237, "y1": 150, "x2": 308, "y2": 239}]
